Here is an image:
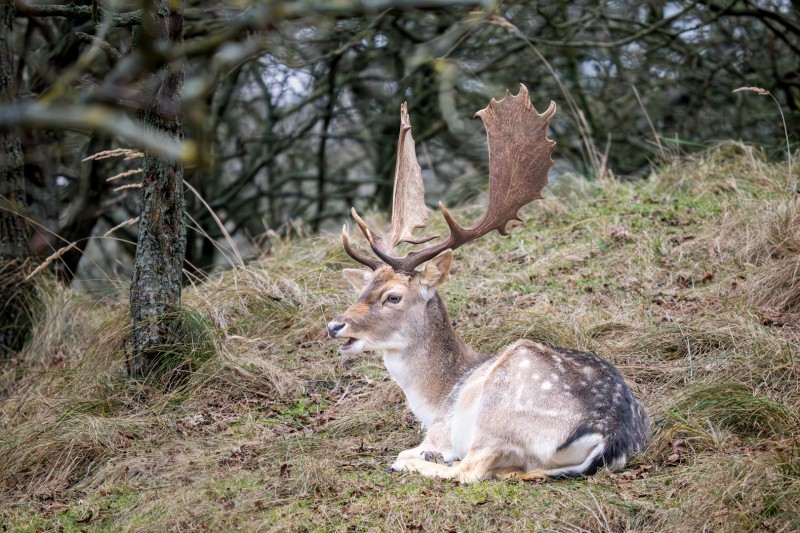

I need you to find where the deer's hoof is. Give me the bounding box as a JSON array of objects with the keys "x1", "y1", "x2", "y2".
[
  {"x1": 421, "y1": 451, "x2": 445, "y2": 464},
  {"x1": 389, "y1": 459, "x2": 409, "y2": 473}
]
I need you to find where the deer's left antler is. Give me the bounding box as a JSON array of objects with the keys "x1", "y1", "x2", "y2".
[{"x1": 343, "y1": 84, "x2": 556, "y2": 273}]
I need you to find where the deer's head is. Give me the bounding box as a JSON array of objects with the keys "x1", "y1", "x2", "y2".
[
  {"x1": 329, "y1": 85, "x2": 556, "y2": 354},
  {"x1": 327, "y1": 252, "x2": 452, "y2": 353}
]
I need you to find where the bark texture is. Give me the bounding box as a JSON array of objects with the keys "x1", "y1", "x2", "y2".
[
  {"x1": 0, "y1": 2, "x2": 34, "y2": 358},
  {"x1": 128, "y1": 2, "x2": 187, "y2": 378},
  {"x1": 0, "y1": 3, "x2": 27, "y2": 262}
]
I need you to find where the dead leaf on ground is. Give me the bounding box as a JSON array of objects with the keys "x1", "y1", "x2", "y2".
[
  {"x1": 616, "y1": 464, "x2": 654, "y2": 481},
  {"x1": 667, "y1": 439, "x2": 689, "y2": 464},
  {"x1": 758, "y1": 307, "x2": 799, "y2": 327},
  {"x1": 610, "y1": 225, "x2": 633, "y2": 241}
]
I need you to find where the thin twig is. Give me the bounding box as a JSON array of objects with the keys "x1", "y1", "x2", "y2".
[
  {"x1": 0, "y1": 103, "x2": 194, "y2": 163},
  {"x1": 184, "y1": 180, "x2": 245, "y2": 267},
  {"x1": 73, "y1": 32, "x2": 122, "y2": 61}
]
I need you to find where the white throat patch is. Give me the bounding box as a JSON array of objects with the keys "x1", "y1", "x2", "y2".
[{"x1": 383, "y1": 350, "x2": 437, "y2": 427}]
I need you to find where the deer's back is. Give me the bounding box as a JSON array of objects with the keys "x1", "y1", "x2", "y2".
[{"x1": 451, "y1": 340, "x2": 650, "y2": 472}]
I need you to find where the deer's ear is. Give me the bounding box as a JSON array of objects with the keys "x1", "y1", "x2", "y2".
[
  {"x1": 419, "y1": 250, "x2": 453, "y2": 293},
  {"x1": 343, "y1": 269, "x2": 372, "y2": 291}
]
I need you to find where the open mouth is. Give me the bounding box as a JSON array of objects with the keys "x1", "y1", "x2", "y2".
[{"x1": 341, "y1": 338, "x2": 357, "y2": 350}]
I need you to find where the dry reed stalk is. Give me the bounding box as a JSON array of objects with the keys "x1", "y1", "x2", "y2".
[
  {"x1": 106, "y1": 168, "x2": 143, "y2": 182},
  {"x1": 734, "y1": 86, "x2": 794, "y2": 190},
  {"x1": 82, "y1": 148, "x2": 143, "y2": 162},
  {"x1": 103, "y1": 217, "x2": 139, "y2": 237},
  {"x1": 113, "y1": 183, "x2": 143, "y2": 192},
  {"x1": 25, "y1": 242, "x2": 78, "y2": 281},
  {"x1": 492, "y1": 16, "x2": 604, "y2": 178},
  {"x1": 632, "y1": 84, "x2": 666, "y2": 161},
  {"x1": 184, "y1": 180, "x2": 245, "y2": 267},
  {"x1": 185, "y1": 211, "x2": 239, "y2": 269}
]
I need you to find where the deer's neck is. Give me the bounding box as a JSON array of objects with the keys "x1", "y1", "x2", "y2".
[{"x1": 383, "y1": 294, "x2": 486, "y2": 427}]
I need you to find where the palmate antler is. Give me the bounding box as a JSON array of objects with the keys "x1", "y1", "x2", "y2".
[{"x1": 343, "y1": 84, "x2": 556, "y2": 273}]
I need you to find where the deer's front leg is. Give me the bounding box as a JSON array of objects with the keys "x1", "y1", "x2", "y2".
[
  {"x1": 392, "y1": 422, "x2": 453, "y2": 469},
  {"x1": 390, "y1": 457, "x2": 459, "y2": 480}
]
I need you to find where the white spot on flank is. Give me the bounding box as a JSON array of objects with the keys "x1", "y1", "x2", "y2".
[
  {"x1": 582, "y1": 366, "x2": 594, "y2": 378},
  {"x1": 550, "y1": 373, "x2": 559, "y2": 381},
  {"x1": 514, "y1": 385, "x2": 526, "y2": 411},
  {"x1": 532, "y1": 407, "x2": 564, "y2": 417},
  {"x1": 541, "y1": 381, "x2": 552, "y2": 391},
  {"x1": 556, "y1": 363, "x2": 566, "y2": 373},
  {"x1": 532, "y1": 374, "x2": 540, "y2": 380},
  {"x1": 519, "y1": 359, "x2": 531, "y2": 369}
]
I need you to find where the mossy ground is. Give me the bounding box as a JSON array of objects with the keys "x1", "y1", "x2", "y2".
[{"x1": 2, "y1": 144, "x2": 799, "y2": 532}]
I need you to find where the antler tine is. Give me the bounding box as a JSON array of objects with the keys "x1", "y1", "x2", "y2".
[
  {"x1": 341, "y1": 225, "x2": 382, "y2": 271},
  {"x1": 350, "y1": 207, "x2": 395, "y2": 259}
]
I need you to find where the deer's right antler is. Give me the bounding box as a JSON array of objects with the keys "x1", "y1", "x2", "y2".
[
  {"x1": 342, "y1": 102, "x2": 436, "y2": 270},
  {"x1": 343, "y1": 85, "x2": 556, "y2": 273}
]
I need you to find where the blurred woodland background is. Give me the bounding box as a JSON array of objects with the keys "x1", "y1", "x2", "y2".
[
  {"x1": 2, "y1": 0, "x2": 797, "y2": 274},
  {"x1": 0, "y1": 0, "x2": 798, "y2": 366}
]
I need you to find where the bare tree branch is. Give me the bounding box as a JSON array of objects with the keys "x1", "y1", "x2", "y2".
[{"x1": 0, "y1": 102, "x2": 194, "y2": 163}]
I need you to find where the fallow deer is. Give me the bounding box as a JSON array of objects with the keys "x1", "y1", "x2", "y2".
[{"x1": 327, "y1": 85, "x2": 650, "y2": 483}]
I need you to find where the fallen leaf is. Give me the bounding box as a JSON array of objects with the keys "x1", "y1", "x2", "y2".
[
  {"x1": 671, "y1": 439, "x2": 688, "y2": 455},
  {"x1": 611, "y1": 226, "x2": 633, "y2": 241}
]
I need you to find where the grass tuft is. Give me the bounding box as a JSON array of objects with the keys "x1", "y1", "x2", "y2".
[{"x1": 664, "y1": 381, "x2": 797, "y2": 442}]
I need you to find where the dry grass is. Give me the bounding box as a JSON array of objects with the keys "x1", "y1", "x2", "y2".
[{"x1": 2, "y1": 146, "x2": 800, "y2": 531}]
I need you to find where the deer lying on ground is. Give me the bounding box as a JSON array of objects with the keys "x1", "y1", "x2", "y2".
[{"x1": 327, "y1": 85, "x2": 650, "y2": 483}]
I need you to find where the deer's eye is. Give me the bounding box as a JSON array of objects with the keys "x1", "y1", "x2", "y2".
[{"x1": 386, "y1": 294, "x2": 402, "y2": 304}]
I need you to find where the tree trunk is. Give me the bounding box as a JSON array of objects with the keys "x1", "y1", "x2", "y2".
[
  {"x1": 128, "y1": 1, "x2": 187, "y2": 378},
  {"x1": 0, "y1": 3, "x2": 27, "y2": 261},
  {"x1": 0, "y1": 2, "x2": 34, "y2": 358}
]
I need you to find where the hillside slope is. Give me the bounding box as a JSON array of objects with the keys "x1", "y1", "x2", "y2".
[{"x1": 2, "y1": 144, "x2": 799, "y2": 532}]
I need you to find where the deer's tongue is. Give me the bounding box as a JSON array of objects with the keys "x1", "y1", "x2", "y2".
[{"x1": 342, "y1": 338, "x2": 356, "y2": 348}]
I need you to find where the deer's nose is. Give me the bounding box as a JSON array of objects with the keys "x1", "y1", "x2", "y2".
[{"x1": 327, "y1": 322, "x2": 345, "y2": 338}]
